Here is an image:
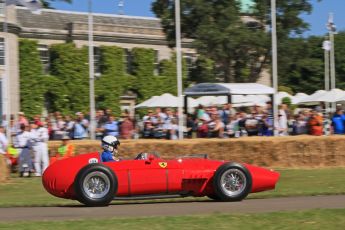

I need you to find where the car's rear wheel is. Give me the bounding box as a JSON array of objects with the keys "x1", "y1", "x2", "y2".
[
  {"x1": 74, "y1": 164, "x2": 117, "y2": 206},
  {"x1": 213, "y1": 162, "x2": 252, "y2": 202}
]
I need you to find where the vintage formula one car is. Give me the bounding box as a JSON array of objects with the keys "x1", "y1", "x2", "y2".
[{"x1": 42, "y1": 152, "x2": 280, "y2": 207}]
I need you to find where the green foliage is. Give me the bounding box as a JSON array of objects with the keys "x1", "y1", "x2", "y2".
[
  {"x1": 152, "y1": 0, "x2": 315, "y2": 83},
  {"x1": 254, "y1": 0, "x2": 313, "y2": 39},
  {"x1": 19, "y1": 42, "x2": 189, "y2": 115},
  {"x1": 190, "y1": 56, "x2": 216, "y2": 83},
  {"x1": 278, "y1": 86, "x2": 294, "y2": 95},
  {"x1": 157, "y1": 59, "x2": 177, "y2": 95},
  {"x1": 19, "y1": 39, "x2": 45, "y2": 117},
  {"x1": 50, "y1": 43, "x2": 89, "y2": 113},
  {"x1": 152, "y1": 0, "x2": 268, "y2": 82},
  {"x1": 281, "y1": 97, "x2": 292, "y2": 106},
  {"x1": 157, "y1": 53, "x2": 189, "y2": 95},
  {"x1": 42, "y1": 75, "x2": 69, "y2": 114},
  {"x1": 131, "y1": 48, "x2": 156, "y2": 101},
  {"x1": 95, "y1": 46, "x2": 126, "y2": 115},
  {"x1": 333, "y1": 32, "x2": 345, "y2": 90},
  {"x1": 278, "y1": 36, "x2": 324, "y2": 93}
]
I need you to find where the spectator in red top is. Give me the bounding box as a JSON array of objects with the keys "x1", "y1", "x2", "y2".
[{"x1": 120, "y1": 114, "x2": 134, "y2": 139}]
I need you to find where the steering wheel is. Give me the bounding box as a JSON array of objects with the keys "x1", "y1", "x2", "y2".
[
  {"x1": 134, "y1": 152, "x2": 161, "y2": 160},
  {"x1": 134, "y1": 152, "x2": 149, "y2": 160}
]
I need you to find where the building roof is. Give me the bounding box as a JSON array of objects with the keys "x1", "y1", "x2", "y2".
[
  {"x1": 16, "y1": 7, "x2": 162, "y2": 31},
  {"x1": 184, "y1": 83, "x2": 274, "y2": 96}
]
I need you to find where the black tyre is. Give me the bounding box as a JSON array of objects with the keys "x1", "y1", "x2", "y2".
[
  {"x1": 74, "y1": 163, "x2": 117, "y2": 207},
  {"x1": 213, "y1": 162, "x2": 252, "y2": 202}
]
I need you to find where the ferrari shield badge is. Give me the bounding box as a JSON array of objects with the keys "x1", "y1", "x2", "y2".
[{"x1": 158, "y1": 162, "x2": 168, "y2": 168}]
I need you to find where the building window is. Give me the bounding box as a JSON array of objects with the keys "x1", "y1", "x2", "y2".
[
  {"x1": 124, "y1": 48, "x2": 133, "y2": 74},
  {"x1": 94, "y1": 46, "x2": 101, "y2": 76},
  {"x1": 154, "y1": 50, "x2": 159, "y2": 76},
  {"x1": 0, "y1": 1, "x2": 5, "y2": 16},
  {"x1": 0, "y1": 38, "x2": 4, "y2": 66},
  {"x1": 38, "y1": 44, "x2": 49, "y2": 73}
]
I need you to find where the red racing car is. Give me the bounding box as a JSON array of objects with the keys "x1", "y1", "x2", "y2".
[{"x1": 42, "y1": 152, "x2": 280, "y2": 207}]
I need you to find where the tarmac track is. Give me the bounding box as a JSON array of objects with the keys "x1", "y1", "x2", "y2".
[{"x1": 0, "y1": 195, "x2": 345, "y2": 221}]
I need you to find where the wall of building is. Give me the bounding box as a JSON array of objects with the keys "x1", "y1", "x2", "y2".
[{"x1": 0, "y1": 5, "x2": 20, "y2": 116}]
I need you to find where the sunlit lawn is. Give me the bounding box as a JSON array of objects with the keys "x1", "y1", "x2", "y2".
[{"x1": 0, "y1": 209, "x2": 345, "y2": 230}]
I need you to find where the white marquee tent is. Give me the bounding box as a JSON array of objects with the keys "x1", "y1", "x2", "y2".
[
  {"x1": 135, "y1": 93, "x2": 198, "y2": 108},
  {"x1": 297, "y1": 90, "x2": 327, "y2": 104},
  {"x1": 296, "y1": 89, "x2": 345, "y2": 104},
  {"x1": 307, "y1": 89, "x2": 345, "y2": 103},
  {"x1": 292, "y1": 93, "x2": 309, "y2": 104}
]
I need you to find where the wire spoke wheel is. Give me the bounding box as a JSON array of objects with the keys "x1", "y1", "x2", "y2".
[
  {"x1": 75, "y1": 164, "x2": 117, "y2": 206},
  {"x1": 220, "y1": 168, "x2": 246, "y2": 197},
  {"x1": 83, "y1": 171, "x2": 110, "y2": 199},
  {"x1": 213, "y1": 163, "x2": 252, "y2": 201}
]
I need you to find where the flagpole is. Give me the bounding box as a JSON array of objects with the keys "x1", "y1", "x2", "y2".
[
  {"x1": 175, "y1": 0, "x2": 184, "y2": 140},
  {"x1": 88, "y1": 0, "x2": 96, "y2": 140},
  {"x1": 323, "y1": 39, "x2": 330, "y2": 113},
  {"x1": 329, "y1": 13, "x2": 336, "y2": 112},
  {"x1": 271, "y1": 0, "x2": 279, "y2": 136}
]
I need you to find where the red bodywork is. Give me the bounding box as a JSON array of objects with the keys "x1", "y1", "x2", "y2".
[{"x1": 42, "y1": 153, "x2": 280, "y2": 200}]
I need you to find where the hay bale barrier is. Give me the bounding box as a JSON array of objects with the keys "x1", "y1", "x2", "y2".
[
  {"x1": 0, "y1": 155, "x2": 9, "y2": 182},
  {"x1": 48, "y1": 136, "x2": 345, "y2": 168}
]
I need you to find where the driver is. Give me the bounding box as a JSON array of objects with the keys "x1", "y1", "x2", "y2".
[{"x1": 101, "y1": 135, "x2": 120, "y2": 162}]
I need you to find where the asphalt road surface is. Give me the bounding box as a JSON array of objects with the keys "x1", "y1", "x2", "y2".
[{"x1": 0, "y1": 195, "x2": 345, "y2": 221}]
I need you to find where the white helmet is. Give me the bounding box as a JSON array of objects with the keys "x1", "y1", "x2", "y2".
[{"x1": 102, "y1": 135, "x2": 120, "y2": 153}]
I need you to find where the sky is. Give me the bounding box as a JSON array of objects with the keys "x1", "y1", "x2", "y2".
[{"x1": 50, "y1": 0, "x2": 345, "y2": 37}]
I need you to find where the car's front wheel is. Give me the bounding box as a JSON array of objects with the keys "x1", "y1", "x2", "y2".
[
  {"x1": 213, "y1": 162, "x2": 252, "y2": 202},
  {"x1": 74, "y1": 164, "x2": 117, "y2": 206}
]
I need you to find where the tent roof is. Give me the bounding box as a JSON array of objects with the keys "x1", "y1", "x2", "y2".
[
  {"x1": 298, "y1": 90, "x2": 327, "y2": 104},
  {"x1": 135, "y1": 94, "x2": 198, "y2": 108},
  {"x1": 305, "y1": 89, "x2": 345, "y2": 103},
  {"x1": 184, "y1": 83, "x2": 274, "y2": 96}
]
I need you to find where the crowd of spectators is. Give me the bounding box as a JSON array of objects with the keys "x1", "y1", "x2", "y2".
[
  {"x1": 1, "y1": 102, "x2": 345, "y2": 145},
  {"x1": 1, "y1": 109, "x2": 135, "y2": 143},
  {"x1": 138, "y1": 102, "x2": 344, "y2": 139}
]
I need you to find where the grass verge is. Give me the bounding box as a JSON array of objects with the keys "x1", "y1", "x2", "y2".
[
  {"x1": 0, "y1": 209, "x2": 344, "y2": 229},
  {"x1": 0, "y1": 168, "x2": 345, "y2": 207}
]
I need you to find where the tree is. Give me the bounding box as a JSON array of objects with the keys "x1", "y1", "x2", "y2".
[
  {"x1": 278, "y1": 86, "x2": 294, "y2": 95},
  {"x1": 278, "y1": 36, "x2": 324, "y2": 94},
  {"x1": 254, "y1": 0, "x2": 314, "y2": 40},
  {"x1": 189, "y1": 55, "x2": 216, "y2": 83},
  {"x1": 152, "y1": 0, "x2": 268, "y2": 83},
  {"x1": 152, "y1": 0, "x2": 315, "y2": 84},
  {"x1": 333, "y1": 32, "x2": 345, "y2": 90}
]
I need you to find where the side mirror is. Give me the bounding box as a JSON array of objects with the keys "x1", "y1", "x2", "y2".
[{"x1": 148, "y1": 154, "x2": 155, "y2": 161}]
